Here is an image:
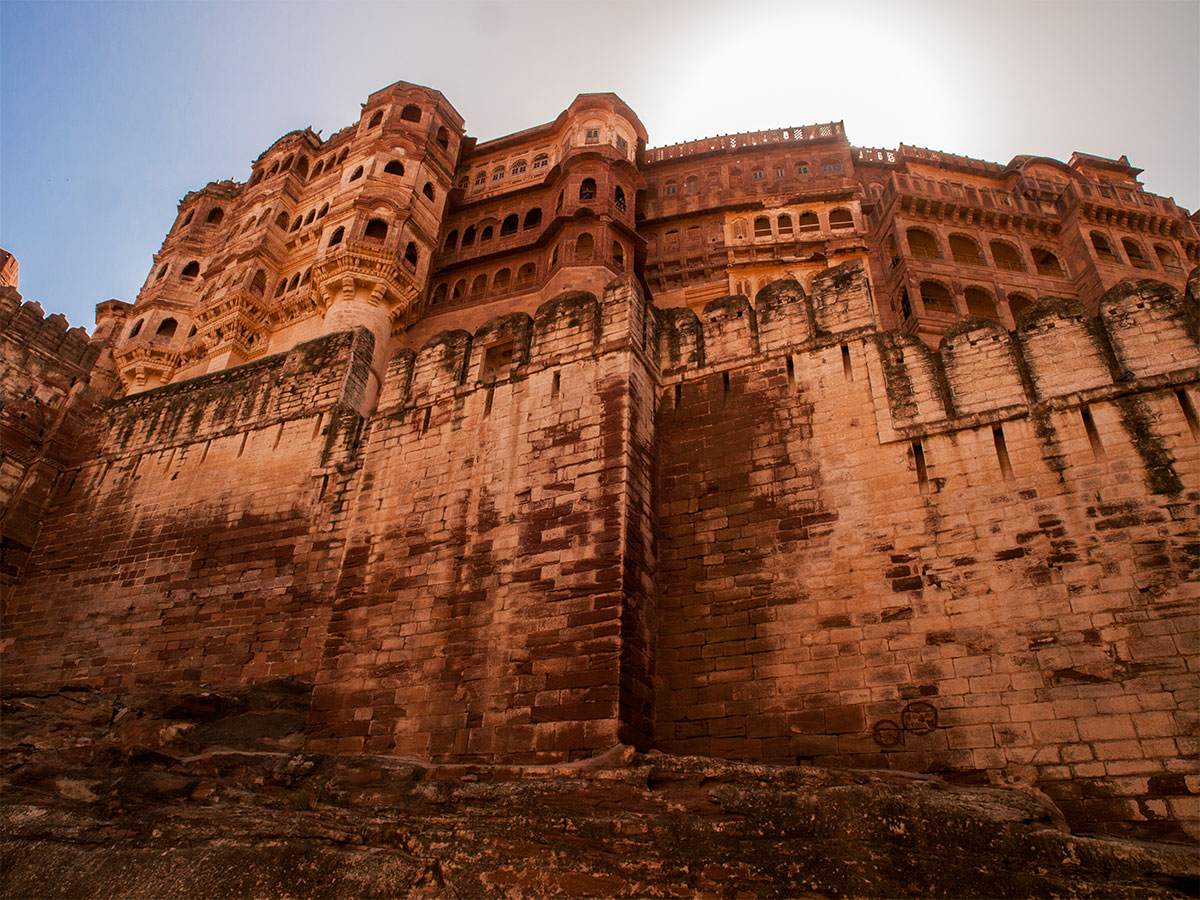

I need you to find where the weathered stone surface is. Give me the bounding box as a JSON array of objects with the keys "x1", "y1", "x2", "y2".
[{"x1": 2, "y1": 686, "x2": 1195, "y2": 899}]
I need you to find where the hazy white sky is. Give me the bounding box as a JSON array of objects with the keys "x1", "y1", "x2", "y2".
[{"x1": 2, "y1": 0, "x2": 1197, "y2": 330}]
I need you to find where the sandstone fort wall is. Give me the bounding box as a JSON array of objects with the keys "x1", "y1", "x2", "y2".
[{"x1": 2, "y1": 266, "x2": 1196, "y2": 839}]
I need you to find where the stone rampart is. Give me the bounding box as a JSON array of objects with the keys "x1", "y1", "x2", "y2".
[
  {"x1": 651, "y1": 267, "x2": 1198, "y2": 840},
  {"x1": 1, "y1": 329, "x2": 374, "y2": 693},
  {"x1": 0, "y1": 290, "x2": 109, "y2": 586},
  {"x1": 2, "y1": 266, "x2": 1196, "y2": 839}
]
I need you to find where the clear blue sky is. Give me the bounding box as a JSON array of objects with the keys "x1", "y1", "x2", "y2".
[{"x1": 3, "y1": 0, "x2": 1198, "y2": 332}]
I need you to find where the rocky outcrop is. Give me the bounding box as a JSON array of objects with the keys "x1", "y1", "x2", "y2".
[{"x1": 1, "y1": 684, "x2": 1195, "y2": 899}]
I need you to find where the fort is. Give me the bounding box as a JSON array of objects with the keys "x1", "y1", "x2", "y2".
[{"x1": 1, "y1": 80, "x2": 1198, "y2": 896}]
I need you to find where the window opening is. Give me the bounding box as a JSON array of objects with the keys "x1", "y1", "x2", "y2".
[{"x1": 993, "y1": 426, "x2": 1014, "y2": 480}]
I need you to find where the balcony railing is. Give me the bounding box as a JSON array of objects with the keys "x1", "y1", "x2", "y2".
[{"x1": 645, "y1": 122, "x2": 845, "y2": 163}]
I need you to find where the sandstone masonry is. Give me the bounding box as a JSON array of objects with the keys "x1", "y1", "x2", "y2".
[{"x1": 1, "y1": 82, "x2": 1197, "y2": 844}]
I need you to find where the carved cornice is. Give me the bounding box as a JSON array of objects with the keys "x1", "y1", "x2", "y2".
[{"x1": 314, "y1": 241, "x2": 423, "y2": 327}]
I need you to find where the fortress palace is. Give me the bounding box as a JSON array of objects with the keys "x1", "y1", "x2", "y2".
[{"x1": 2, "y1": 80, "x2": 1198, "y2": 866}]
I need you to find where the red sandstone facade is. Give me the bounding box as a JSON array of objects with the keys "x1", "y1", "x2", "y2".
[{"x1": 2, "y1": 82, "x2": 1198, "y2": 842}]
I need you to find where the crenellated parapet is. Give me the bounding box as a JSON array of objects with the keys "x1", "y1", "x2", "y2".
[{"x1": 0, "y1": 289, "x2": 117, "y2": 586}]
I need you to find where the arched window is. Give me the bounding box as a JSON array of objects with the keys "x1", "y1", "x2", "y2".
[
  {"x1": 364, "y1": 218, "x2": 388, "y2": 240},
  {"x1": 949, "y1": 234, "x2": 983, "y2": 264},
  {"x1": 181, "y1": 261, "x2": 200, "y2": 280},
  {"x1": 965, "y1": 287, "x2": 999, "y2": 321},
  {"x1": 295, "y1": 157, "x2": 309, "y2": 179},
  {"x1": 156, "y1": 264, "x2": 168, "y2": 280},
  {"x1": 473, "y1": 170, "x2": 486, "y2": 186},
  {"x1": 457, "y1": 176, "x2": 468, "y2": 190},
  {"x1": 181, "y1": 210, "x2": 194, "y2": 227},
  {"x1": 1091, "y1": 231, "x2": 1118, "y2": 261},
  {"x1": 907, "y1": 228, "x2": 941, "y2": 259},
  {"x1": 251, "y1": 269, "x2": 266, "y2": 295},
  {"x1": 576, "y1": 232, "x2": 595, "y2": 257},
  {"x1": 432, "y1": 284, "x2": 447, "y2": 305},
  {"x1": 368, "y1": 110, "x2": 383, "y2": 128},
  {"x1": 511, "y1": 159, "x2": 527, "y2": 176},
  {"x1": 1121, "y1": 238, "x2": 1152, "y2": 269},
  {"x1": 317, "y1": 203, "x2": 329, "y2": 219},
  {"x1": 795, "y1": 161, "x2": 810, "y2": 175},
  {"x1": 480, "y1": 225, "x2": 494, "y2": 242},
  {"x1": 797, "y1": 212, "x2": 820, "y2": 232},
  {"x1": 829, "y1": 208, "x2": 854, "y2": 230},
  {"x1": 452, "y1": 279, "x2": 465, "y2": 300},
  {"x1": 754, "y1": 216, "x2": 772, "y2": 238},
  {"x1": 303, "y1": 210, "x2": 315, "y2": 225},
  {"x1": 275, "y1": 211, "x2": 289, "y2": 229},
  {"x1": 492, "y1": 268, "x2": 511, "y2": 292},
  {"x1": 155, "y1": 317, "x2": 178, "y2": 338},
  {"x1": 533, "y1": 154, "x2": 549, "y2": 169},
  {"x1": 1155, "y1": 243, "x2": 1182, "y2": 272},
  {"x1": 685, "y1": 175, "x2": 699, "y2": 195},
  {"x1": 129, "y1": 319, "x2": 144, "y2": 338},
  {"x1": 400, "y1": 104, "x2": 421, "y2": 122},
  {"x1": 516, "y1": 262, "x2": 536, "y2": 284},
  {"x1": 706, "y1": 170, "x2": 720, "y2": 190},
  {"x1": 899, "y1": 290, "x2": 913, "y2": 321},
  {"x1": 1032, "y1": 247, "x2": 1064, "y2": 277},
  {"x1": 280, "y1": 155, "x2": 293, "y2": 173},
  {"x1": 422, "y1": 182, "x2": 435, "y2": 201},
  {"x1": 471, "y1": 274, "x2": 488, "y2": 296},
  {"x1": 751, "y1": 168, "x2": 764, "y2": 181},
  {"x1": 919, "y1": 281, "x2": 957, "y2": 314},
  {"x1": 436, "y1": 126, "x2": 450, "y2": 150},
  {"x1": 337, "y1": 148, "x2": 348, "y2": 164},
  {"x1": 580, "y1": 178, "x2": 597, "y2": 200},
  {"x1": 350, "y1": 166, "x2": 364, "y2": 181},
  {"x1": 302, "y1": 268, "x2": 311, "y2": 285},
  {"x1": 275, "y1": 278, "x2": 287, "y2": 298},
  {"x1": 384, "y1": 160, "x2": 405, "y2": 176},
  {"x1": 462, "y1": 225, "x2": 476, "y2": 247},
  {"x1": 288, "y1": 273, "x2": 300, "y2": 291},
  {"x1": 188, "y1": 325, "x2": 197, "y2": 338},
  {"x1": 523, "y1": 208, "x2": 542, "y2": 230},
  {"x1": 289, "y1": 216, "x2": 301, "y2": 232},
  {"x1": 821, "y1": 158, "x2": 844, "y2": 174},
  {"x1": 614, "y1": 186, "x2": 626, "y2": 211},
  {"x1": 1007, "y1": 293, "x2": 1034, "y2": 320},
  {"x1": 444, "y1": 229, "x2": 459, "y2": 250},
  {"x1": 268, "y1": 162, "x2": 279, "y2": 177},
  {"x1": 501, "y1": 214, "x2": 519, "y2": 236},
  {"x1": 492, "y1": 166, "x2": 505, "y2": 182},
  {"x1": 990, "y1": 240, "x2": 1024, "y2": 271},
  {"x1": 778, "y1": 214, "x2": 793, "y2": 236},
  {"x1": 686, "y1": 225, "x2": 701, "y2": 244},
  {"x1": 404, "y1": 242, "x2": 419, "y2": 267},
  {"x1": 550, "y1": 244, "x2": 559, "y2": 266},
  {"x1": 312, "y1": 160, "x2": 324, "y2": 178},
  {"x1": 612, "y1": 241, "x2": 624, "y2": 269},
  {"x1": 206, "y1": 207, "x2": 224, "y2": 225},
  {"x1": 328, "y1": 226, "x2": 345, "y2": 247},
  {"x1": 666, "y1": 228, "x2": 681, "y2": 247},
  {"x1": 556, "y1": 191, "x2": 564, "y2": 212}
]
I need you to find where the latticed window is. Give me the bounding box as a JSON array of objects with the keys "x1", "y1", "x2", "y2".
[
  {"x1": 585, "y1": 128, "x2": 600, "y2": 144},
  {"x1": 533, "y1": 154, "x2": 549, "y2": 169}
]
